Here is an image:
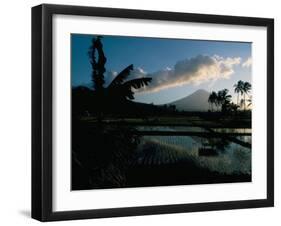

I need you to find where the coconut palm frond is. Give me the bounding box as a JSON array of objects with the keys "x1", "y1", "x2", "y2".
[
  {"x1": 123, "y1": 77, "x2": 152, "y2": 89},
  {"x1": 117, "y1": 77, "x2": 152, "y2": 100},
  {"x1": 234, "y1": 80, "x2": 244, "y2": 94},
  {"x1": 243, "y1": 82, "x2": 252, "y2": 94},
  {"x1": 108, "y1": 64, "x2": 134, "y2": 89}
]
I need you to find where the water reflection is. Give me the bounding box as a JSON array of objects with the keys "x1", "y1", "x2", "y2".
[
  {"x1": 136, "y1": 126, "x2": 206, "y2": 132},
  {"x1": 237, "y1": 135, "x2": 252, "y2": 144},
  {"x1": 212, "y1": 128, "x2": 252, "y2": 133},
  {"x1": 72, "y1": 122, "x2": 252, "y2": 189},
  {"x1": 136, "y1": 135, "x2": 251, "y2": 175}
]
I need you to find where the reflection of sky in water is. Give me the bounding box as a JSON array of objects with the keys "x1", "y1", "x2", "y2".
[
  {"x1": 137, "y1": 135, "x2": 251, "y2": 175},
  {"x1": 136, "y1": 126, "x2": 251, "y2": 134},
  {"x1": 212, "y1": 128, "x2": 252, "y2": 133},
  {"x1": 237, "y1": 136, "x2": 252, "y2": 144},
  {"x1": 136, "y1": 126, "x2": 206, "y2": 132}
]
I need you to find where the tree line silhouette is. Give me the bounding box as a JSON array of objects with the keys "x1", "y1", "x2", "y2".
[{"x1": 208, "y1": 80, "x2": 252, "y2": 113}]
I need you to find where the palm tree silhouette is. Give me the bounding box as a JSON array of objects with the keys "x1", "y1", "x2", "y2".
[
  {"x1": 217, "y1": 89, "x2": 232, "y2": 112},
  {"x1": 242, "y1": 82, "x2": 251, "y2": 111},
  {"x1": 234, "y1": 80, "x2": 244, "y2": 108},
  {"x1": 208, "y1": 89, "x2": 232, "y2": 113},
  {"x1": 88, "y1": 36, "x2": 152, "y2": 120},
  {"x1": 208, "y1": 91, "x2": 218, "y2": 112},
  {"x1": 88, "y1": 36, "x2": 106, "y2": 92}
]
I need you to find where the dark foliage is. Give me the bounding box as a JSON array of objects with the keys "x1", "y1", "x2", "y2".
[
  {"x1": 72, "y1": 121, "x2": 140, "y2": 189},
  {"x1": 88, "y1": 36, "x2": 106, "y2": 91}
]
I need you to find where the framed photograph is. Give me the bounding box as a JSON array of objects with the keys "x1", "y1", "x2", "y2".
[{"x1": 32, "y1": 4, "x2": 274, "y2": 221}]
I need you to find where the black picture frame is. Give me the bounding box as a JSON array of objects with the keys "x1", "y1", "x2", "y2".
[{"x1": 32, "y1": 4, "x2": 274, "y2": 222}]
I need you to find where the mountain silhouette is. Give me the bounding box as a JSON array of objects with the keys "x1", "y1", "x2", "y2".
[{"x1": 169, "y1": 89, "x2": 210, "y2": 112}]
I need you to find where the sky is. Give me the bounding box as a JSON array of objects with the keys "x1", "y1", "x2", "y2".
[{"x1": 71, "y1": 34, "x2": 252, "y2": 105}]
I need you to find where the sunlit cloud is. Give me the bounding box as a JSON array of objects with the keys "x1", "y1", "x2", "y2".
[
  {"x1": 133, "y1": 55, "x2": 241, "y2": 92},
  {"x1": 106, "y1": 55, "x2": 241, "y2": 93},
  {"x1": 242, "y1": 57, "x2": 252, "y2": 68}
]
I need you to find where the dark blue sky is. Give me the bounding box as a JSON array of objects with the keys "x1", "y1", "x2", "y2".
[{"x1": 71, "y1": 34, "x2": 251, "y2": 104}]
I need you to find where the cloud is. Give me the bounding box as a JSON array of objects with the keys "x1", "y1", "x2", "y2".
[
  {"x1": 130, "y1": 67, "x2": 148, "y2": 78},
  {"x1": 135, "y1": 55, "x2": 241, "y2": 92},
  {"x1": 105, "y1": 70, "x2": 118, "y2": 86},
  {"x1": 105, "y1": 55, "x2": 241, "y2": 93},
  {"x1": 242, "y1": 57, "x2": 252, "y2": 68},
  {"x1": 105, "y1": 67, "x2": 148, "y2": 86}
]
